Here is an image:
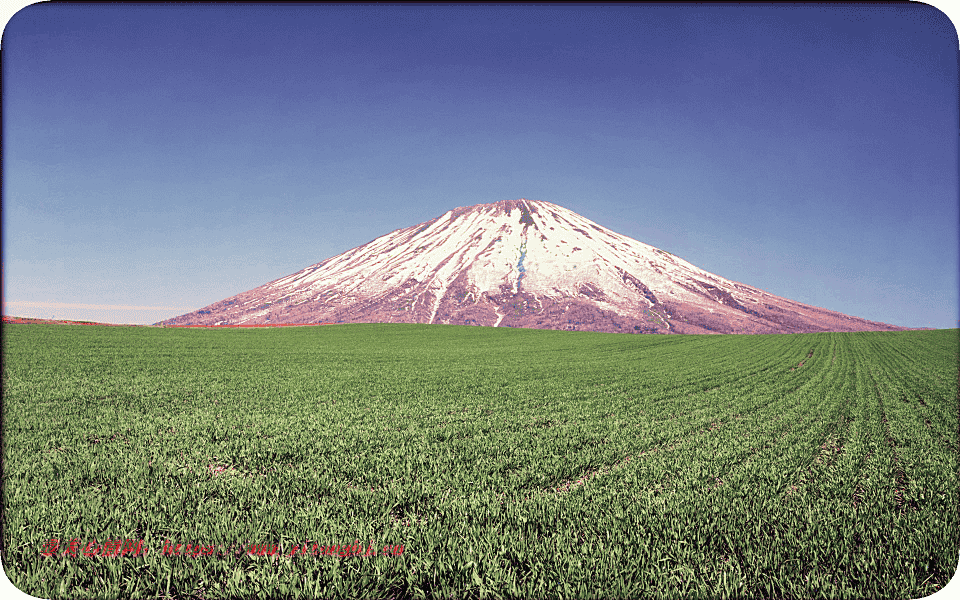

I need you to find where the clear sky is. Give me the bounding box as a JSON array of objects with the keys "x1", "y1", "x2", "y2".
[{"x1": 3, "y1": 3, "x2": 958, "y2": 328}]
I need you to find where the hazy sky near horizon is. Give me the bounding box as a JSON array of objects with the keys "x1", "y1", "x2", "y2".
[{"x1": 3, "y1": 3, "x2": 958, "y2": 327}]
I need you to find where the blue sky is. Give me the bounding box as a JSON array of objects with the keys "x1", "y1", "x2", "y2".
[{"x1": 3, "y1": 3, "x2": 958, "y2": 328}]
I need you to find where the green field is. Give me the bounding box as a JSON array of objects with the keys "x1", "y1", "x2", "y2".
[{"x1": 2, "y1": 323, "x2": 958, "y2": 599}]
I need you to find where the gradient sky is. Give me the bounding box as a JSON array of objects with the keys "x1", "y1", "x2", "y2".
[{"x1": 3, "y1": 3, "x2": 958, "y2": 327}]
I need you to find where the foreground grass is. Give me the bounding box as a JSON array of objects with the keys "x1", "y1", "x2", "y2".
[{"x1": 2, "y1": 323, "x2": 958, "y2": 599}]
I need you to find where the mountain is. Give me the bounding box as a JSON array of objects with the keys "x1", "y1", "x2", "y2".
[{"x1": 159, "y1": 199, "x2": 907, "y2": 334}]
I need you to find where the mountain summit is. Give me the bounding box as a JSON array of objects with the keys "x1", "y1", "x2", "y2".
[{"x1": 161, "y1": 199, "x2": 905, "y2": 334}]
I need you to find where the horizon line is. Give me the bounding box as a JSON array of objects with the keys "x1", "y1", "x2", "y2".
[{"x1": 4, "y1": 301, "x2": 192, "y2": 311}]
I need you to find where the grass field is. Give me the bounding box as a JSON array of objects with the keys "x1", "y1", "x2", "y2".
[{"x1": 2, "y1": 323, "x2": 958, "y2": 599}]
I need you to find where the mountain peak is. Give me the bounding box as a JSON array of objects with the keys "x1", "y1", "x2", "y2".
[
  {"x1": 161, "y1": 200, "x2": 906, "y2": 334},
  {"x1": 446, "y1": 198, "x2": 544, "y2": 223}
]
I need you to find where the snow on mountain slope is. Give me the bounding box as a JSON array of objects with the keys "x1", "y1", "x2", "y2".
[{"x1": 160, "y1": 199, "x2": 907, "y2": 334}]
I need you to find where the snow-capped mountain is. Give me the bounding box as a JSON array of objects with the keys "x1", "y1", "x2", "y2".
[{"x1": 160, "y1": 199, "x2": 906, "y2": 334}]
